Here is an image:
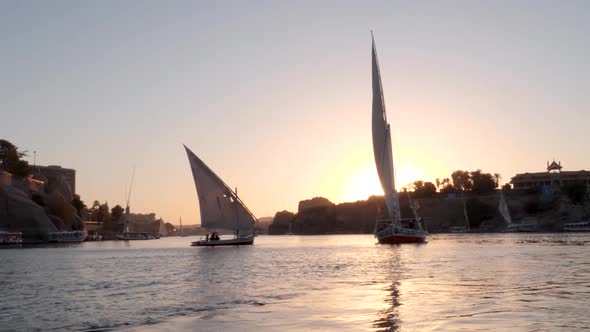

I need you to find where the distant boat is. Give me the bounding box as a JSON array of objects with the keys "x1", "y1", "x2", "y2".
[
  {"x1": 184, "y1": 146, "x2": 256, "y2": 247},
  {"x1": 117, "y1": 167, "x2": 159, "y2": 241},
  {"x1": 500, "y1": 192, "x2": 536, "y2": 232},
  {"x1": 371, "y1": 34, "x2": 427, "y2": 244},
  {"x1": 564, "y1": 221, "x2": 590, "y2": 232},
  {"x1": 0, "y1": 229, "x2": 23, "y2": 247},
  {"x1": 449, "y1": 194, "x2": 470, "y2": 233},
  {"x1": 48, "y1": 230, "x2": 85, "y2": 242}
]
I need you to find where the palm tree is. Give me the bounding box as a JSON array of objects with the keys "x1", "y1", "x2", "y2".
[{"x1": 493, "y1": 173, "x2": 501, "y2": 188}]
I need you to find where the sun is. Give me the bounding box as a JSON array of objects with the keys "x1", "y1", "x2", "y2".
[
  {"x1": 343, "y1": 162, "x2": 427, "y2": 202},
  {"x1": 344, "y1": 166, "x2": 383, "y2": 202}
]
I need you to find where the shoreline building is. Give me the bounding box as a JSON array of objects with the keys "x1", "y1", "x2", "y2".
[{"x1": 511, "y1": 160, "x2": 590, "y2": 190}]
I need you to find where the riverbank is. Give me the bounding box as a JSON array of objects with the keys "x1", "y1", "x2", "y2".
[{"x1": 268, "y1": 191, "x2": 590, "y2": 235}]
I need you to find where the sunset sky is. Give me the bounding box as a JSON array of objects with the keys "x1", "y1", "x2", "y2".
[{"x1": 2, "y1": 1, "x2": 589, "y2": 224}]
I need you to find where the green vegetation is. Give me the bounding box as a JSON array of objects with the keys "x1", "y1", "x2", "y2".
[
  {"x1": 409, "y1": 181, "x2": 436, "y2": 198},
  {"x1": 71, "y1": 196, "x2": 86, "y2": 217},
  {"x1": 268, "y1": 210, "x2": 296, "y2": 234},
  {"x1": 88, "y1": 200, "x2": 110, "y2": 222},
  {"x1": 165, "y1": 222, "x2": 175, "y2": 234},
  {"x1": 450, "y1": 169, "x2": 498, "y2": 194},
  {"x1": 110, "y1": 205, "x2": 125, "y2": 222},
  {"x1": 0, "y1": 139, "x2": 30, "y2": 176}
]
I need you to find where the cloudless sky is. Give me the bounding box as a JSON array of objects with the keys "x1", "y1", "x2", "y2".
[{"x1": 2, "y1": 1, "x2": 589, "y2": 224}]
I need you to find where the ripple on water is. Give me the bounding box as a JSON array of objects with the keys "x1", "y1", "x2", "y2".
[{"x1": 1, "y1": 234, "x2": 590, "y2": 331}]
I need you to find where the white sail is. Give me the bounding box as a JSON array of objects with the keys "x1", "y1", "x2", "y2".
[
  {"x1": 498, "y1": 191, "x2": 512, "y2": 225},
  {"x1": 184, "y1": 145, "x2": 256, "y2": 232},
  {"x1": 371, "y1": 34, "x2": 400, "y2": 222},
  {"x1": 462, "y1": 195, "x2": 470, "y2": 231}
]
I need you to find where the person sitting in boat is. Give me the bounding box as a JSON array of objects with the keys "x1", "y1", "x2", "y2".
[
  {"x1": 409, "y1": 220, "x2": 416, "y2": 229},
  {"x1": 205, "y1": 234, "x2": 210, "y2": 241},
  {"x1": 211, "y1": 232, "x2": 219, "y2": 241}
]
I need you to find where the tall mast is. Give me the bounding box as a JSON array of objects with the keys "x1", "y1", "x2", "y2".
[{"x1": 124, "y1": 166, "x2": 135, "y2": 233}]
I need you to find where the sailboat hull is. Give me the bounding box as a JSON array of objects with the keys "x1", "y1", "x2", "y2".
[
  {"x1": 376, "y1": 226, "x2": 427, "y2": 244},
  {"x1": 191, "y1": 235, "x2": 254, "y2": 247}
]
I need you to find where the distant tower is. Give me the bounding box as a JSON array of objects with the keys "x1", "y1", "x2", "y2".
[
  {"x1": 547, "y1": 159, "x2": 563, "y2": 188},
  {"x1": 547, "y1": 159, "x2": 563, "y2": 173}
]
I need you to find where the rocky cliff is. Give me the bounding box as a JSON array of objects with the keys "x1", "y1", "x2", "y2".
[{"x1": 0, "y1": 172, "x2": 84, "y2": 242}]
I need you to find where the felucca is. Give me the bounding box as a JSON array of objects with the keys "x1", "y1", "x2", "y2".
[
  {"x1": 184, "y1": 145, "x2": 256, "y2": 246},
  {"x1": 371, "y1": 33, "x2": 428, "y2": 244}
]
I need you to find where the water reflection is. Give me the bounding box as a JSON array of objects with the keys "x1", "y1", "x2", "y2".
[
  {"x1": 373, "y1": 281, "x2": 401, "y2": 331},
  {"x1": 373, "y1": 247, "x2": 404, "y2": 331}
]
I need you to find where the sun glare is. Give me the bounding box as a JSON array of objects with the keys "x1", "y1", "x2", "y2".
[
  {"x1": 395, "y1": 162, "x2": 425, "y2": 190},
  {"x1": 342, "y1": 161, "x2": 429, "y2": 203},
  {"x1": 344, "y1": 166, "x2": 383, "y2": 202}
]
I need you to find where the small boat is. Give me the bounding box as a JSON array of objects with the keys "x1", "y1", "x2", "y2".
[
  {"x1": 185, "y1": 146, "x2": 257, "y2": 247},
  {"x1": 191, "y1": 234, "x2": 254, "y2": 247},
  {"x1": 370, "y1": 33, "x2": 427, "y2": 244},
  {"x1": 47, "y1": 230, "x2": 85, "y2": 242},
  {"x1": 449, "y1": 193, "x2": 471, "y2": 233},
  {"x1": 564, "y1": 221, "x2": 590, "y2": 232},
  {"x1": 117, "y1": 168, "x2": 159, "y2": 241},
  {"x1": 0, "y1": 229, "x2": 23, "y2": 247}
]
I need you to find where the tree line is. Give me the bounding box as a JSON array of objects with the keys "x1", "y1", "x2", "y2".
[
  {"x1": 406, "y1": 169, "x2": 501, "y2": 198},
  {"x1": 0, "y1": 139, "x2": 31, "y2": 177}
]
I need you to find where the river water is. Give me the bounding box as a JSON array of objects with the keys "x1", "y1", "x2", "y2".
[{"x1": 1, "y1": 234, "x2": 589, "y2": 331}]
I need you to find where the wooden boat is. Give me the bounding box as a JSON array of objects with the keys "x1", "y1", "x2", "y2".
[
  {"x1": 191, "y1": 234, "x2": 254, "y2": 247},
  {"x1": 185, "y1": 146, "x2": 257, "y2": 247},
  {"x1": 370, "y1": 33, "x2": 428, "y2": 244}
]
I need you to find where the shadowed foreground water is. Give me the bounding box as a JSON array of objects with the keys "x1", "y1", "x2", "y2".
[{"x1": 1, "y1": 234, "x2": 589, "y2": 331}]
